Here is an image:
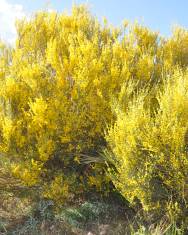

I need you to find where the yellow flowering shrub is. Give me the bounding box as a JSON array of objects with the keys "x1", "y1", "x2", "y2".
[
  {"x1": 105, "y1": 70, "x2": 188, "y2": 216},
  {"x1": 43, "y1": 174, "x2": 74, "y2": 205},
  {"x1": 164, "y1": 27, "x2": 188, "y2": 68},
  {"x1": 0, "y1": 5, "x2": 188, "y2": 205},
  {"x1": 0, "y1": 42, "x2": 11, "y2": 80}
]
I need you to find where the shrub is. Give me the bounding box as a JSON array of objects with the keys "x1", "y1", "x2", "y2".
[
  {"x1": 105, "y1": 70, "x2": 188, "y2": 220},
  {"x1": 0, "y1": 5, "x2": 188, "y2": 205}
]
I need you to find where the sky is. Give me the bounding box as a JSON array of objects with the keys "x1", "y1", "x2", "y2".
[{"x1": 0, "y1": 0, "x2": 188, "y2": 43}]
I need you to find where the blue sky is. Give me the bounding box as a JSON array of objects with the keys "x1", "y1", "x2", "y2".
[{"x1": 0, "y1": 0, "x2": 188, "y2": 42}]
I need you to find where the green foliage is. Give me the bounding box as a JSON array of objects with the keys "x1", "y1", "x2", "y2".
[{"x1": 59, "y1": 201, "x2": 112, "y2": 228}]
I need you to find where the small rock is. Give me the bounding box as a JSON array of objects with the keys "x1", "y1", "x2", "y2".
[
  {"x1": 99, "y1": 224, "x2": 111, "y2": 235},
  {"x1": 87, "y1": 232, "x2": 95, "y2": 235}
]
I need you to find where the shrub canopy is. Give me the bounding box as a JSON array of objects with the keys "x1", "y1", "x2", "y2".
[
  {"x1": 0, "y1": 5, "x2": 187, "y2": 209},
  {"x1": 106, "y1": 71, "x2": 188, "y2": 216}
]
